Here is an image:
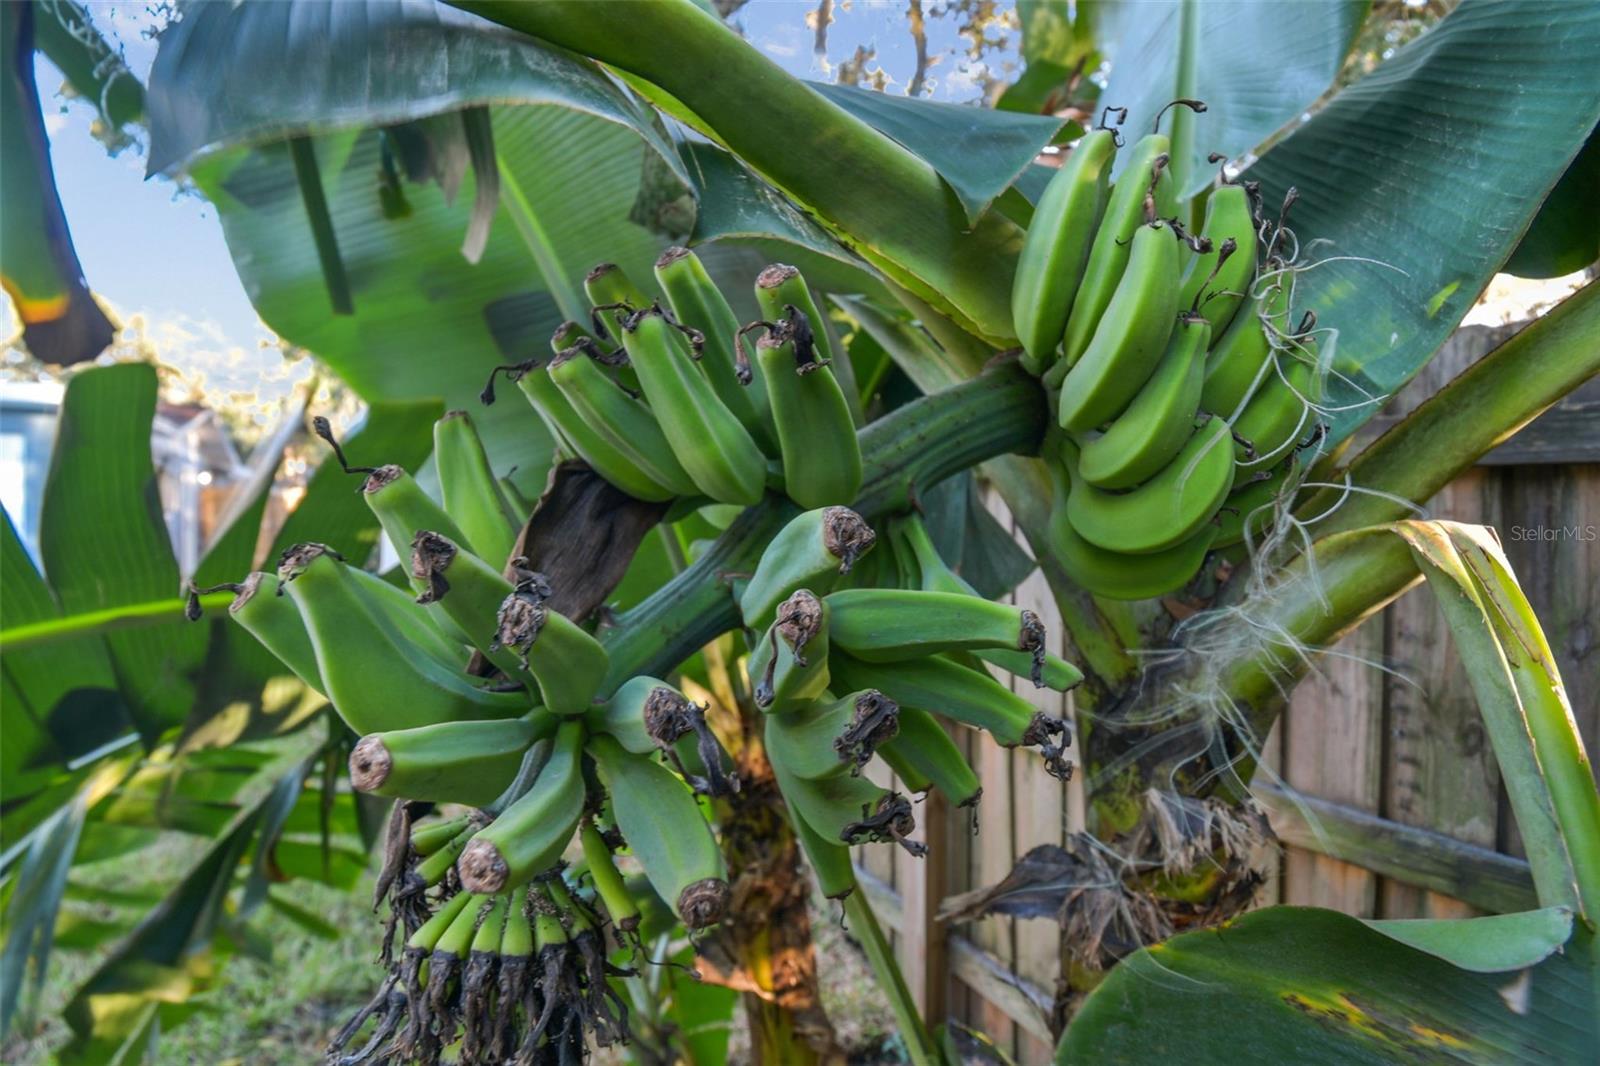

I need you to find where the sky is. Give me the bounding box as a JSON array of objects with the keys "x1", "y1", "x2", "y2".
[{"x1": 1, "y1": 1, "x2": 1019, "y2": 406}]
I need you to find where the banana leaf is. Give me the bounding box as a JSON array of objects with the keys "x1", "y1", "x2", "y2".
[
  {"x1": 1057, "y1": 906, "x2": 1597, "y2": 1063},
  {"x1": 1248, "y1": 0, "x2": 1600, "y2": 446},
  {"x1": 37, "y1": 363, "x2": 204, "y2": 747},
  {"x1": 1082, "y1": 0, "x2": 1369, "y2": 197},
  {"x1": 0, "y1": 2, "x2": 114, "y2": 365}
]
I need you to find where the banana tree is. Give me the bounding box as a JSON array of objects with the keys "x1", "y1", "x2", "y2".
[{"x1": 7, "y1": 0, "x2": 1600, "y2": 1061}]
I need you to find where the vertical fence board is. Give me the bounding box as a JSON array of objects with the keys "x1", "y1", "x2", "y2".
[
  {"x1": 1010, "y1": 552, "x2": 1067, "y2": 1065},
  {"x1": 1280, "y1": 614, "x2": 1386, "y2": 914}
]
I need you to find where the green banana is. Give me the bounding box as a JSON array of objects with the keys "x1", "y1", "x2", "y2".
[
  {"x1": 763, "y1": 712, "x2": 922, "y2": 853},
  {"x1": 782, "y1": 796, "x2": 857, "y2": 900},
  {"x1": 458, "y1": 719, "x2": 586, "y2": 894},
  {"x1": 349, "y1": 714, "x2": 549, "y2": 807},
  {"x1": 879, "y1": 705, "x2": 983, "y2": 810},
  {"x1": 584, "y1": 674, "x2": 672, "y2": 754},
  {"x1": 748, "y1": 589, "x2": 831, "y2": 712},
  {"x1": 754, "y1": 263, "x2": 861, "y2": 426},
  {"x1": 1056, "y1": 218, "x2": 1183, "y2": 432},
  {"x1": 342, "y1": 552, "x2": 468, "y2": 667},
  {"x1": 890, "y1": 516, "x2": 1083, "y2": 691},
  {"x1": 487, "y1": 560, "x2": 610, "y2": 717},
  {"x1": 1012, "y1": 129, "x2": 1118, "y2": 374},
  {"x1": 1199, "y1": 269, "x2": 1294, "y2": 419},
  {"x1": 875, "y1": 741, "x2": 936, "y2": 795},
  {"x1": 409, "y1": 530, "x2": 533, "y2": 681},
  {"x1": 1232, "y1": 354, "x2": 1318, "y2": 472},
  {"x1": 584, "y1": 261, "x2": 651, "y2": 346},
  {"x1": 1047, "y1": 469, "x2": 1219, "y2": 600},
  {"x1": 1176, "y1": 183, "x2": 1257, "y2": 333},
  {"x1": 763, "y1": 690, "x2": 901, "y2": 780},
  {"x1": 828, "y1": 651, "x2": 1068, "y2": 770},
  {"x1": 1214, "y1": 456, "x2": 1300, "y2": 549},
  {"x1": 415, "y1": 820, "x2": 479, "y2": 887},
  {"x1": 1058, "y1": 134, "x2": 1178, "y2": 368},
  {"x1": 407, "y1": 889, "x2": 476, "y2": 955},
  {"x1": 738, "y1": 506, "x2": 876, "y2": 630},
  {"x1": 434, "y1": 409, "x2": 520, "y2": 567},
  {"x1": 363, "y1": 464, "x2": 472, "y2": 583},
  {"x1": 546, "y1": 341, "x2": 700, "y2": 498},
  {"x1": 616, "y1": 304, "x2": 768, "y2": 506},
  {"x1": 655, "y1": 245, "x2": 777, "y2": 451},
  {"x1": 579, "y1": 820, "x2": 640, "y2": 932},
  {"x1": 411, "y1": 814, "x2": 474, "y2": 857},
  {"x1": 1075, "y1": 314, "x2": 1210, "y2": 489},
  {"x1": 276, "y1": 544, "x2": 526, "y2": 734},
  {"x1": 822, "y1": 588, "x2": 1048, "y2": 685},
  {"x1": 753, "y1": 326, "x2": 862, "y2": 509},
  {"x1": 209, "y1": 572, "x2": 325, "y2": 695},
  {"x1": 1063, "y1": 420, "x2": 1236, "y2": 554},
  {"x1": 588, "y1": 733, "x2": 730, "y2": 929}
]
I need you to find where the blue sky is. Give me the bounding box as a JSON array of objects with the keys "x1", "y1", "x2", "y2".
[{"x1": 3, "y1": 1, "x2": 1017, "y2": 402}]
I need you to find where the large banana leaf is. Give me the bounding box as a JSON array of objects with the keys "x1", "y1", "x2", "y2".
[
  {"x1": 36, "y1": 364, "x2": 207, "y2": 746},
  {"x1": 1057, "y1": 906, "x2": 1596, "y2": 1063},
  {"x1": 1, "y1": 3, "x2": 115, "y2": 365},
  {"x1": 1082, "y1": 0, "x2": 1369, "y2": 197},
  {"x1": 1248, "y1": 0, "x2": 1600, "y2": 446}
]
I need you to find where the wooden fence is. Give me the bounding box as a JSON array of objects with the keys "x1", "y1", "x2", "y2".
[{"x1": 850, "y1": 318, "x2": 1600, "y2": 1062}]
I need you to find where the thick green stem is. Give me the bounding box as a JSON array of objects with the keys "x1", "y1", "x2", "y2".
[
  {"x1": 600, "y1": 365, "x2": 1046, "y2": 690},
  {"x1": 448, "y1": 0, "x2": 1024, "y2": 344},
  {"x1": 842, "y1": 889, "x2": 940, "y2": 1066}
]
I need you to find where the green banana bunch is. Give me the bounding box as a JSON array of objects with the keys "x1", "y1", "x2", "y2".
[
  {"x1": 748, "y1": 589, "x2": 831, "y2": 712},
  {"x1": 1057, "y1": 134, "x2": 1178, "y2": 369},
  {"x1": 889, "y1": 516, "x2": 1082, "y2": 691},
  {"x1": 1074, "y1": 314, "x2": 1210, "y2": 490},
  {"x1": 1060, "y1": 421, "x2": 1236, "y2": 555},
  {"x1": 827, "y1": 651, "x2": 1068, "y2": 776},
  {"x1": 275, "y1": 543, "x2": 525, "y2": 734},
  {"x1": 879, "y1": 705, "x2": 984, "y2": 811},
  {"x1": 738, "y1": 505, "x2": 876, "y2": 630},
  {"x1": 547, "y1": 338, "x2": 699, "y2": 498},
  {"x1": 655, "y1": 245, "x2": 778, "y2": 453},
  {"x1": 614, "y1": 303, "x2": 768, "y2": 505},
  {"x1": 1055, "y1": 217, "x2": 1183, "y2": 431},
  {"x1": 1176, "y1": 182, "x2": 1257, "y2": 333},
  {"x1": 348, "y1": 714, "x2": 550, "y2": 807},
  {"x1": 1012, "y1": 128, "x2": 1117, "y2": 375},
  {"x1": 434, "y1": 409, "x2": 520, "y2": 567},
  {"x1": 587, "y1": 733, "x2": 730, "y2": 929},
  {"x1": 764, "y1": 707, "x2": 923, "y2": 854},
  {"x1": 747, "y1": 300, "x2": 862, "y2": 509},
  {"x1": 459, "y1": 719, "x2": 587, "y2": 894}
]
